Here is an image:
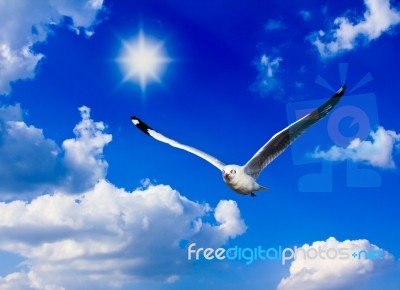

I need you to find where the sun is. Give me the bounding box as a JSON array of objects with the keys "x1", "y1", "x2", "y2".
[{"x1": 119, "y1": 31, "x2": 170, "y2": 91}]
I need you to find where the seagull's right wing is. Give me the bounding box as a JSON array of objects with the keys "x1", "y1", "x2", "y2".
[
  {"x1": 131, "y1": 116, "x2": 225, "y2": 171},
  {"x1": 243, "y1": 84, "x2": 346, "y2": 178}
]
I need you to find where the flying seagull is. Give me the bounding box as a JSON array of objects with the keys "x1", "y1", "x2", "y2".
[{"x1": 131, "y1": 84, "x2": 346, "y2": 197}]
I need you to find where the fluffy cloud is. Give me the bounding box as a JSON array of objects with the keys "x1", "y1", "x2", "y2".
[
  {"x1": 0, "y1": 104, "x2": 247, "y2": 289},
  {"x1": 0, "y1": 104, "x2": 62, "y2": 196},
  {"x1": 0, "y1": 0, "x2": 105, "y2": 94},
  {"x1": 0, "y1": 104, "x2": 111, "y2": 196},
  {"x1": 192, "y1": 199, "x2": 247, "y2": 247},
  {"x1": 0, "y1": 180, "x2": 246, "y2": 289},
  {"x1": 62, "y1": 106, "x2": 112, "y2": 191},
  {"x1": 312, "y1": 126, "x2": 400, "y2": 169},
  {"x1": 0, "y1": 103, "x2": 24, "y2": 120},
  {"x1": 311, "y1": 0, "x2": 400, "y2": 57},
  {"x1": 277, "y1": 237, "x2": 393, "y2": 290},
  {"x1": 251, "y1": 54, "x2": 283, "y2": 97}
]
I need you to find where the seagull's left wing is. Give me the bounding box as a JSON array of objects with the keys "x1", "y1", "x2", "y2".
[
  {"x1": 131, "y1": 116, "x2": 226, "y2": 171},
  {"x1": 243, "y1": 84, "x2": 346, "y2": 178}
]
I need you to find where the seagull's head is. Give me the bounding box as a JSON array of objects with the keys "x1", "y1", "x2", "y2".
[{"x1": 222, "y1": 165, "x2": 241, "y2": 182}]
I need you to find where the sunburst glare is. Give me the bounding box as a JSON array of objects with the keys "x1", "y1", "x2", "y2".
[{"x1": 118, "y1": 31, "x2": 171, "y2": 91}]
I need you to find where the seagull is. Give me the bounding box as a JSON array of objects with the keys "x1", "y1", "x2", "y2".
[{"x1": 131, "y1": 84, "x2": 346, "y2": 197}]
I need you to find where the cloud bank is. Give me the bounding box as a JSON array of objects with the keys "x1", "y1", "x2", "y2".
[
  {"x1": 278, "y1": 237, "x2": 393, "y2": 290},
  {"x1": 0, "y1": 180, "x2": 246, "y2": 289},
  {"x1": 0, "y1": 104, "x2": 111, "y2": 196},
  {"x1": 311, "y1": 0, "x2": 400, "y2": 57},
  {"x1": 312, "y1": 126, "x2": 400, "y2": 169},
  {"x1": 0, "y1": 0, "x2": 105, "y2": 94},
  {"x1": 0, "y1": 104, "x2": 247, "y2": 289}
]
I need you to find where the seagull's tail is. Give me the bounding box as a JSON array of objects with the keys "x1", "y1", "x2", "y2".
[{"x1": 257, "y1": 185, "x2": 270, "y2": 191}]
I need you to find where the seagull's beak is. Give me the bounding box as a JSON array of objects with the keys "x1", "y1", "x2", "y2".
[{"x1": 224, "y1": 173, "x2": 230, "y2": 179}]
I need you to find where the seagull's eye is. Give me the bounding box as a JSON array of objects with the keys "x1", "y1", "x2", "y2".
[{"x1": 230, "y1": 169, "x2": 236, "y2": 174}]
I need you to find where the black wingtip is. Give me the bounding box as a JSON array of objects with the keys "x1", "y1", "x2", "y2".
[
  {"x1": 335, "y1": 84, "x2": 347, "y2": 97},
  {"x1": 130, "y1": 116, "x2": 153, "y2": 135}
]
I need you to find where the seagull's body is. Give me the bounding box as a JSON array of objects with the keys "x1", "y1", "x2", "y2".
[
  {"x1": 222, "y1": 165, "x2": 265, "y2": 196},
  {"x1": 131, "y1": 85, "x2": 346, "y2": 196}
]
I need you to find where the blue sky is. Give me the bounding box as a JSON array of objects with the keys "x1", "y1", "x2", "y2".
[{"x1": 0, "y1": 0, "x2": 400, "y2": 289}]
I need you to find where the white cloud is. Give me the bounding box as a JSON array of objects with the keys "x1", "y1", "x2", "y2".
[
  {"x1": 264, "y1": 19, "x2": 286, "y2": 31},
  {"x1": 0, "y1": 103, "x2": 24, "y2": 121},
  {"x1": 0, "y1": 105, "x2": 247, "y2": 289},
  {"x1": 277, "y1": 237, "x2": 393, "y2": 290},
  {"x1": 0, "y1": 272, "x2": 32, "y2": 290},
  {"x1": 62, "y1": 106, "x2": 112, "y2": 191},
  {"x1": 312, "y1": 126, "x2": 400, "y2": 169},
  {"x1": 0, "y1": 104, "x2": 111, "y2": 196},
  {"x1": 0, "y1": 0, "x2": 105, "y2": 94},
  {"x1": 251, "y1": 54, "x2": 283, "y2": 97},
  {"x1": 299, "y1": 10, "x2": 311, "y2": 21},
  {"x1": 0, "y1": 180, "x2": 246, "y2": 289},
  {"x1": 0, "y1": 104, "x2": 247, "y2": 289},
  {"x1": 192, "y1": 199, "x2": 247, "y2": 247},
  {"x1": 50, "y1": 0, "x2": 104, "y2": 29},
  {"x1": 310, "y1": 0, "x2": 400, "y2": 57},
  {"x1": 0, "y1": 104, "x2": 62, "y2": 195}
]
